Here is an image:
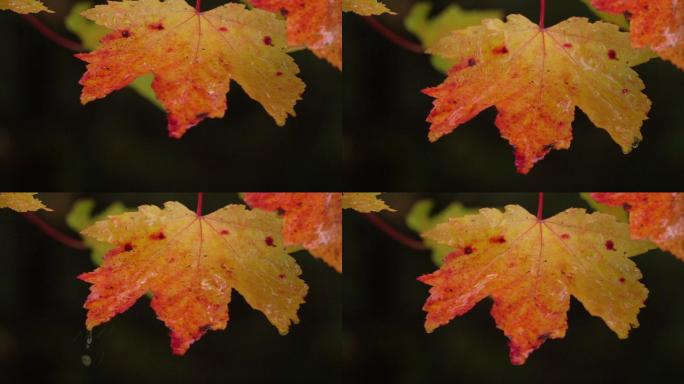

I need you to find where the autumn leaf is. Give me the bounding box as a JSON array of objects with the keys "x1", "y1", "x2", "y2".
[
  {"x1": 591, "y1": 193, "x2": 684, "y2": 260},
  {"x1": 405, "y1": 2, "x2": 502, "y2": 73},
  {"x1": 342, "y1": 0, "x2": 392, "y2": 16},
  {"x1": 406, "y1": 199, "x2": 477, "y2": 266},
  {"x1": 580, "y1": 0, "x2": 629, "y2": 30},
  {"x1": 77, "y1": 0, "x2": 304, "y2": 138},
  {"x1": 342, "y1": 192, "x2": 394, "y2": 213},
  {"x1": 580, "y1": 192, "x2": 628, "y2": 221},
  {"x1": 244, "y1": 192, "x2": 343, "y2": 272},
  {"x1": 66, "y1": 1, "x2": 162, "y2": 108},
  {"x1": 0, "y1": 0, "x2": 51, "y2": 14},
  {"x1": 79, "y1": 202, "x2": 307, "y2": 355},
  {"x1": 0, "y1": 193, "x2": 51, "y2": 212},
  {"x1": 592, "y1": 0, "x2": 684, "y2": 70},
  {"x1": 423, "y1": 15, "x2": 654, "y2": 174},
  {"x1": 244, "y1": 192, "x2": 390, "y2": 272},
  {"x1": 419, "y1": 205, "x2": 654, "y2": 365}
]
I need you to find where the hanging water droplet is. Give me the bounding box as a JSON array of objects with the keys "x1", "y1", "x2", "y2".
[
  {"x1": 85, "y1": 330, "x2": 93, "y2": 349},
  {"x1": 81, "y1": 354, "x2": 92, "y2": 367},
  {"x1": 631, "y1": 137, "x2": 642, "y2": 149}
]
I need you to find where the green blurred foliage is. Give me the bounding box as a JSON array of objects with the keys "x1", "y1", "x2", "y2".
[
  {"x1": 580, "y1": 192, "x2": 628, "y2": 222},
  {"x1": 580, "y1": 0, "x2": 629, "y2": 29},
  {"x1": 405, "y1": 1, "x2": 502, "y2": 72},
  {"x1": 65, "y1": 198, "x2": 131, "y2": 265},
  {"x1": 405, "y1": 198, "x2": 476, "y2": 265}
]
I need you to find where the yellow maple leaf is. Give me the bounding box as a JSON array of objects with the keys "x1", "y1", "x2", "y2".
[
  {"x1": 0, "y1": 193, "x2": 51, "y2": 212},
  {"x1": 79, "y1": 202, "x2": 307, "y2": 355},
  {"x1": 77, "y1": 0, "x2": 304, "y2": 138},
  {"x1": 0, "y1": 0, "x2": 51, "y2": 14},
  {"x1": 419, "y1": 205, "x2": 654, "y2": 365},
  {"x1": 342, "y1": 0, "x2": 393, "y2": 16},
  {"x1": 342, "y1": 192, "x2": 394, "y2": 213},
  {"x1": 424, "y1": 15, "x2": 654, "y2": 174}
]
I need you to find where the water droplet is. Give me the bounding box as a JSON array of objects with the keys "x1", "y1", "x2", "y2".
[
  {"x1": 86, "y1": 330, "x2": 93, "y2": 349},
  {"x1": 631, "y1": 138, "x2": 642, "y2": 149},
  {"x1": 81, "y1": 354, "x2": 92, "y2": 367}
]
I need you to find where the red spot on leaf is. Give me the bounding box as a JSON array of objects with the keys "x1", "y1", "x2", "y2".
[
  {"x1": 278, "y1": 273, "x2": 285, "y2": 279},
  {"x1": 265, "y1": 236, "x2": 275, "y2": 247},
  {"x1": 464, "y1": 246, "x2": 474, "y2": 254},
  {"x1": 149, "y1": 22, "x2": 164, "y2": 31},
  {"x1": 622, "y1": 88, "x2": 629, "y2": 94},
  {"x1": 263, "y1": 36, "x2": 273, "y2": 46},
  {"x1": 121, "y1": 29, "x2": 131, "y2": 38},
  {"x1": 605, "y1": 240, "x2": 616, "y2": 251},
  {"x1": 220, "y1": 229, "x2": 230, "y2": 235},
  {"x1": 124, "y1": 243, "x2": 134, "y2": 252},
  {"x1": 219, "y1": 26, "x2": 228, "y2": 32},
  {"x1": 467, "y1": 58, "x2": 477, "y2": 67},
  {"x1": 490, "y1": 235, "x2": 506, "y2": 243},
  {"x1": 276, "y1": 71, "x2": 283, "y2": 76},
  {"x1": 608, "y1": 49, "x2": 618, "y2": 60},
  {"x1": 280, "y1": 8, "x2": 289, "y2": 16},
  {"x1": 563, "y1": 43, "x2": 573, "y2": 48},
  {"x1": 150, "y1": 231, "x2": 166, "y2": 240},
  {"x1": 492, "y1": 45, "x2": 509, "y2": 54},
  {"x1": 561, "y1": 233, "x2": 570, "y2": 240},
  {"x1": 619, "y1": 277, "x2": 626, "y2": 283}
]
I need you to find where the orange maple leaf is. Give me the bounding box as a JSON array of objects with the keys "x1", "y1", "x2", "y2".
[
  {"x1": 591, "y1": 192, "x2": 684, "y2": 260},
  {"x1": 419, "y1": 205, "x2": 653, "y2": 365},
  {"x1": 244, "y1": 192, "x2": 392, "y2": 272},
  {"x1": 79, "y1": 201, "x2": 307, "y2": 355},
  {"x1": 0, "y1": 193, "x2": 51, "y2": 212},
  {"x1": 592, "y1": 0, "x2": 684, "y2": 70},
  {"x1": 423, "y1": 15, "x2": 654, "y2": 174},
  {"x1": 76, "y1": 0, "x2": 304, "y2": 138}
]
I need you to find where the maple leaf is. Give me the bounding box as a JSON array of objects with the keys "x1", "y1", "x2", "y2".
[
  {"x1": 592, "y1": 0, "x2": 684, "y2": 70},
  {"x1": 243, "y1": 192, "x2": 391, "y2": 272},
  {"x1": 341, "y1": 192, "x2": 394, "y2": 213},
  {"x1": 591, "y1": 193, "x2": 684, "y2": 260},
  {"x1": 77, "y1": 0, "x2": 304, "y2": 138},
  {"x1": 418, "y1": 205, "x2": 654, "y2": 365},
  {"x1": 342, "y1": 0, "x2": 392, "y2": 16},
  {"x1": 0, "y1": 0, "x2": 51, "y2": 14},
  {"x1": 0, "y1": 193, "x2": 51, "y2": 212},
  {"x1": 79, "y1": 202, "x2": 307, "y2": 355},
  {"x1": 405, "y1": 2, "x2": 502, "y2": 73},
  {"x1": 423, "y1": 15, "x2": 654, "y2": 174}
]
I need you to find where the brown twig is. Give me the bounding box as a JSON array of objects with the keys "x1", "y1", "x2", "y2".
[
  {"x1": 364, "y1": 213, "x2": 428, "y2": 251},
  {"x1": 23, "y1": 212, "x2": 86, "y2": 250},
  {"x1": 22, "y1": 15, "x2": 83, "y2": 52},
  {"x1": 363, "y1": 16, "x2": 424, "y2": 54}
]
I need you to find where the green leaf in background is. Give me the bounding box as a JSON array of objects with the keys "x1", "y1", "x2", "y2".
[
  {"x1": 579, "y1": 0, "x2": 629, "y2": 30},
  {"x1": 66, "y1": 198, "x2": 131, "y2": 266},
  {"x1": 580, "y1": 192, "x2": 628, "y2": 222},
  {"x1": 405, "y1": 2, "x2": 502, "y2": 73},
  {"x1": 406, "y1": 199, "x2": 477, "y2": 266},
  {"x1": 65, "y1": 2, "x2": 162, "y2": 109}
]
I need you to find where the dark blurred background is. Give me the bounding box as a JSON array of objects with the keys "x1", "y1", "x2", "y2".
[
  {"x1": 0, "y1": 193, "x2": 341, "y2": 383},
  {"x1": 344, "y1": 0, "x2": 684, "y2": 190},
  {"x1": 345, "y1": 193, "x2": 684, "y2": 383},
  {"x1": 0, "y1": 1, "x2": 342, "y2": 190}
]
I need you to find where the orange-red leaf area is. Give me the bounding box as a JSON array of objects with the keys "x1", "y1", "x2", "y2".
[
  {"x1": 591, "y1": 192, "x2": 684, "y2": 259},
  {"x1": 592, "y1": 0, "x2": 684, "y2": 69},
  {"x1": 243, "y1": 193, "x2": 342, "y2": 271},
  {"x1": 251, "y1": 0, "x2": 342, "y2": 69}
]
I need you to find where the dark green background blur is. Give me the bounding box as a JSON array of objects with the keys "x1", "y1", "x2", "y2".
[
  {"x1": 344, "y1": 0, "x2": 684, "y2": 190},
  {"x1": 345, "y1": 193, "x2": 684, "y2": 383},
  {"x1": 0, "y1": 1, "x2": 342, "y2": 190},
  {"x1": 0, "y1": 194, "x2": 341, "y2": 383}
]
